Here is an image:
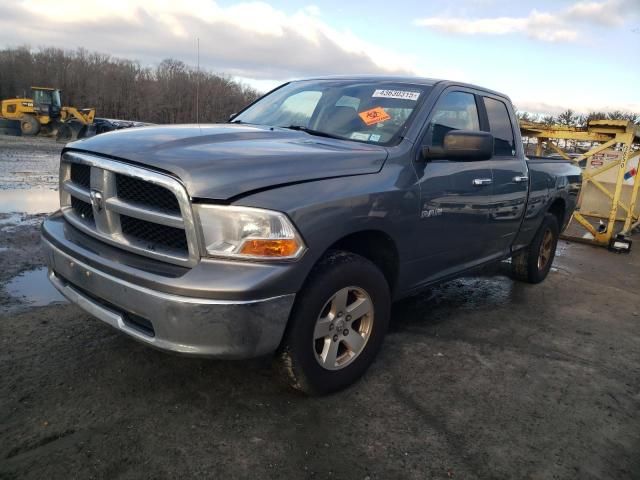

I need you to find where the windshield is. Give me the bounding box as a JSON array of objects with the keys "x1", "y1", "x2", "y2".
[
  {"x1": 32, "y1": 89, "x2": 61, "y2": 108},
  {"x1": 33, "y1": 89, "x2": 52, "y2": 105},
  {"x1": 233, "y1": 80, "x2": 430, "y2": 145}
]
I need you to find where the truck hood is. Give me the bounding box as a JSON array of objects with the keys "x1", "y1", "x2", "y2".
[{"x1": 66, "y1": 124, "x2": 388, "y2": 200}]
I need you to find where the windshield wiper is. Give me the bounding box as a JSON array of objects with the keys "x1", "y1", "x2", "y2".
[{"x1": 281, "y1": 125, "x2": 343, "y2": 140}]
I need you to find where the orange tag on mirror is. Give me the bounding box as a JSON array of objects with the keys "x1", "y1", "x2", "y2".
[{"x1": 359, "y1": 107, "x2": 390, "y2": 126}]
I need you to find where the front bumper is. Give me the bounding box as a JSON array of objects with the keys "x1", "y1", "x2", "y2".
[{"x1": 42, "y1": 216, "x2": 296, "y2": 359}]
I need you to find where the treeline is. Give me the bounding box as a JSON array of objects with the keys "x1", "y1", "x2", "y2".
[
  {"x1": 516, "y1": 108, "x2": 639, "y2": 127},
  {"x1": 0, "y1": 46, "x2": 262, "y2": 123},
  {"x1": 2, "y1": 46, "x2": 637, "y2": 128}
]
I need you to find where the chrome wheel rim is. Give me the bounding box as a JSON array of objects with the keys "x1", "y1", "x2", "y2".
[
  {"x1": 22, "y1": 120, "x2": 33, "y2": 133},
  {"x1": 313, "y1": 286, "x2": 374, "y2": 371},
  {"x1": 538, "y1": 229, "x2": 554, "y2": 270}
]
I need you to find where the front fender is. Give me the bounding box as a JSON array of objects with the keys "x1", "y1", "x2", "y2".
[{"x1": 234, "y1": 165, "x2": 419, "y2": 292}]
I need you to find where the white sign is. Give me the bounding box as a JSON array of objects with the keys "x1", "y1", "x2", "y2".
[{"x1": 372, "y1": 89, "x2": 420, "y2": 101}]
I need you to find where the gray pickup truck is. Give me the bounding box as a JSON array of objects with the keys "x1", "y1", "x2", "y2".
[{"x1": 42, "y1": 76, "x2": 581, "y2": 394}]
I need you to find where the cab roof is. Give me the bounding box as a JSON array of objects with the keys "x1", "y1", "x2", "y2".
[{"x1": 293, "y1": 75, "x2": 511, "y2": 102}]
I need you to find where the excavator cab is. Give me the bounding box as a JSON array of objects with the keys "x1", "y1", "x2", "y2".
[{"x1": 32, "y1": 87, "x2": 62, "y2": 119}]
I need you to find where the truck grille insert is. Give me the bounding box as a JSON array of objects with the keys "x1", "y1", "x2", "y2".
[
  {"x1": 70, "y1": 197, "x2": 95, "y2": 225},
  {"x1": 120, "y1": 215, "x2": 188, "y2": 251},
  {"x1": 116, "y1": 174, "x2": 181, "y2": 214},
  {"x1": 60, "y1": 152, "x2": 199, "y2": 266},
  {"x1": 70, "y1": 163, "x2": 91, "y2": 188}
]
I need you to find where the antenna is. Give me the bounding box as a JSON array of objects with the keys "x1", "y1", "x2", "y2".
[{"x1": 196, "y1": 37, "x2": 200, "y2": 125}]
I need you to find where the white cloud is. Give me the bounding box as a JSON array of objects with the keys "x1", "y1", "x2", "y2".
[
  {"x1": 567, "y1": 0, "x2": 640, "y2": 26},
  {"x1": 1, "y1": 0, "x2": 421, "y2": 81},
  {"x1": 415, "y1": 0, "x2": 639, "y2": 43},
  {"x1": 513, "y1": 99, "x2": 640, "y2": 117},
  {"x1": 416, "y1": 11, "x2": 578, "y2": 43}
]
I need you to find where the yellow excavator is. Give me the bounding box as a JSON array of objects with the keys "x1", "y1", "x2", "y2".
[{"x1": 0, "y1": 87, "x2": 95, "y2": 141}]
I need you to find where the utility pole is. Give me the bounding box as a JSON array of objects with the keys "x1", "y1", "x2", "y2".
[{"x1": 196, "y1": 37, "x2": 200, "y2": 124}]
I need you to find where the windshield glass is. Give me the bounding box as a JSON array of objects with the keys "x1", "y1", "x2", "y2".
[
  {"x1": 33, "y1": 89, "x2": 52, "y2": 105},
  {"x1": 233, "y1": 80, "x2": 430, "y2": 145}
]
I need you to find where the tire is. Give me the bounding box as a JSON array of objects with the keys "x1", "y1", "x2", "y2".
[
  {"x1": 20, "y1": 115, "x2": 40, "y2": 136},
  {"x1": 275, "y1": 251, "x2": 391, "y2": 395},
  {"x1": 511, "y1": 213, "x2": 559, "y2": 284}
]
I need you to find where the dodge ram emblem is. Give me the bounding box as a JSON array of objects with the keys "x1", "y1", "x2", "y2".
[{"x1": 90, "y1": 190, "x2": 104, "y2": 212}]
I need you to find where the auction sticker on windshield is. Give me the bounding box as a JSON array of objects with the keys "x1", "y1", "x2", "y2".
[
  {"x1": 350, "y1": 132, "x2": 371, "y2": 141},
  {"x1": 372, "y1": 89, "x2": 420, "y2": 101},
  {"x1": 359, "y1": 107, "x2": 391, "y2": 126}
]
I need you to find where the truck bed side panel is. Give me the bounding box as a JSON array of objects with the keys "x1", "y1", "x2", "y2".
[{"x1": 512, "y1": 157, "x2": 582, "y2": 251}]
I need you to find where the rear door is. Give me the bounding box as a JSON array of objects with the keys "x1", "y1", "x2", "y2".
[
  {"x1": 481, "y1": 95, "x2": 529, "y2": 257},
  {"x1": 411, "y1": 89, "x2": 494, "y2": 285}
]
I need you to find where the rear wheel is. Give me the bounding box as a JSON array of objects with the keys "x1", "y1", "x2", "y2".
[
  {"x1": 20, "y1": 115, "x2": 40, "y2": 136},
  {"x1": 275, "y1": 251, "x2": 390, "y2": 395},
  {"x1": 511, "y1": 213, "x2": 559, "y2": 284}
]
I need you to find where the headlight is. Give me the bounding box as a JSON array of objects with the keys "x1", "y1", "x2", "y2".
[{"x1": 195, "y1": 204, "x2": 305, "y2": 260}]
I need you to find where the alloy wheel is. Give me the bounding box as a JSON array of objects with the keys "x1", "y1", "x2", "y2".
[
  {"x1": 313, "y1": 286, "x2": 374, "y2": 370},
  {"x1": 538, "y1": 229, "x2": 554, "y2": 270}
]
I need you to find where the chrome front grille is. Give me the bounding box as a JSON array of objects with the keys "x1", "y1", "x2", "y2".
[{"x1": 60, "y1": 152, "x2": 199, "y2": 267}]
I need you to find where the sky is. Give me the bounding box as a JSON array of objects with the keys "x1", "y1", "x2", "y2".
[{"x1": 1, "y1": 0, "x2": 638, "y2": 115}]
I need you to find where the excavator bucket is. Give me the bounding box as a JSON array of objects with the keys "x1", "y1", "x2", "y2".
[
  {"x1": 55, "y1": 121, "x2": 84, "y2": 142},
  {"x1": 55, "y1": 118, "x2": 149, "y2": 143},
  {"x1": 77, "y1": 123, "x2": 97, "y2": 139}
]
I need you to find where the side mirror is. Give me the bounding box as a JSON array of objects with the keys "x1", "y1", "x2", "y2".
[
  {"x1": 422, "y1": 130, "x2": 494, "y2": 161},
  {"x1": 228, "y1": 112, "x2": 237, "y2": 122}
]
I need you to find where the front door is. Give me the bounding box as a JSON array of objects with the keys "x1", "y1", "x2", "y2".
[{"x1": 411, "y1": 89, "x2": 494, "y2": 287}]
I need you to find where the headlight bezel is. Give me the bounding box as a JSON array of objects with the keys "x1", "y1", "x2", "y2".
[{"x1": 194, "y1": 204, "x2": 307, "y2": 261}]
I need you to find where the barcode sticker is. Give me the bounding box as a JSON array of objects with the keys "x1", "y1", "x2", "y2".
[{"x1": 372, "y1": 89, "x2": 420, "y2": 101}]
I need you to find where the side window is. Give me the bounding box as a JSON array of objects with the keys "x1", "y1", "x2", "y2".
[
  {"x1": 484, "y1": 97, "x2": 516, "y2": 156},
  {"x1": 423, "y1": 91, "x2": 480, "y2": 147}
]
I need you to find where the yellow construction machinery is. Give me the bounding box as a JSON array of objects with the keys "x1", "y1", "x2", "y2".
[
  {"x1": 0, "y1": 86, "x2": 95, "y2": 140},
  {"x1": 520, "y1": 119, "x2": 640, "y2": 252}
]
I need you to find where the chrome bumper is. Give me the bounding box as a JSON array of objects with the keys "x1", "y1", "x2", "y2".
[{"x1": 43, "y1": 237, "x2": 295, "y2": 359}]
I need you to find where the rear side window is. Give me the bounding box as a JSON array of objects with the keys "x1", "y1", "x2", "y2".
[
  {"x1": 423, "y1": 91, "x2": 480, "y2": 147},
  {"x1": 484, "y1": 97, "x2": 516, "y2": 156}
]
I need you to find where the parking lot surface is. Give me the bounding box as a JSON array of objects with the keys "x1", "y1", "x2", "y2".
[{"x1": 1, "y1": 136, "x2": 638, "y2": 479}]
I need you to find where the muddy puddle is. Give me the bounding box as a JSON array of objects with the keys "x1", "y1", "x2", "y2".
[
  {"x1": 0, "y1": 188, "x2": 59, "y2": 214},
  {"x1": 3, "y1": 267, "x2": 66, "y2": 307}
]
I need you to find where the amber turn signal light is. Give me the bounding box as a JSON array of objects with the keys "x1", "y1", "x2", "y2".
[{"x1": 239, "y1": 239, "x2": 301, "y2": 257}]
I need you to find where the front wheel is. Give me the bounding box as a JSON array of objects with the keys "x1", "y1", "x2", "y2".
[
  {"x1": 511, "y1": 213, "x2": 560, "y2": 284},
  {"x1": 275, "y1": 251, "x2": 390, "y2": 395},
  {"x1": 20, "y1": 115, "x2": 40, "y2": 136}
]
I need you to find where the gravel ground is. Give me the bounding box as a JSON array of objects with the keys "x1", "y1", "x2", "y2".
[
  {"x1": 0, "y1": 135, "x2": 62, "y2": 190},
  {"x1": 0, "y1": 136, "x2": 639, "y2": 479}
]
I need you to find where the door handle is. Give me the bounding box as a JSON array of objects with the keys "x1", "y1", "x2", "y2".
[
  {"x1": 513, "y1": 175, "x2": 529, "y2": 183},
  {"x1": 472, "y1": 178, "x2": 492, "y2": 186}
]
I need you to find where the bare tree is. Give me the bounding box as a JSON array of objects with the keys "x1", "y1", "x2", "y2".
[
  {"x1": 0, "y1": 46, "x2": 261, "y2": 124},
  {"x1": 542, "y1": 115, "x2": 555, "y2": 126},
  {"x1": 556, "y1": 109, "x2": 578, "y2": 127},
  {"x1": 2, "y1": 46, "x2": 638, "y2": 128}
]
